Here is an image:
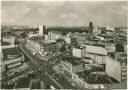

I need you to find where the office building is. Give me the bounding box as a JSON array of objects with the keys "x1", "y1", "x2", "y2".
[
  {"x1": 26, "y1": 36, "x2": 64, "y2": 60},
  {"x1": 72, "y1": 45, "x2": 107, "y2": 64},
  {"x1": 72, "y1": 46, "x2": 85, "y2": 58},
  {"x1": 39, "y1": 26, "x2": 43, "y2": 35}
]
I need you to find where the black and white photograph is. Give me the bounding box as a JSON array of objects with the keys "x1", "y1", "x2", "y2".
[{"x1": 1, "y1": 0, "x2": 127, "y2": 89}]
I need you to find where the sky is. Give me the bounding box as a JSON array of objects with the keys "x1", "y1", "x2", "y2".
[{"x1": 1, "y1": 1, "x2": 127, "y2": 26}]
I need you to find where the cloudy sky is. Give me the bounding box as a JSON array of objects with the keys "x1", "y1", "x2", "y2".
[{"x1": 1, "y1": 1, "x2": 127, "y2": 26}]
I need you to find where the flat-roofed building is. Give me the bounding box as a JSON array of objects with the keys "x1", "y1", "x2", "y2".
[
  {"x1": 82, "y1": 45, "x2": 107, "y2": 64},
  {"x1": 48, "y1": 31, "x2": 64, "y2": 40},
  {"x1": 72, "y1": 45, "x2": 107, "y2": 64},
  {"x1": 59, "y1": 56, "x2": 110, "y2": 88},
  {"x1": 59, "y1": 57, "x2": 83, "y2": 78},
  {"x1": 2, "y1": 36, "x2": 15, "y2": 46},
  {"x1": 26, "y1": 36, "x2": 64, "y2": 60},
  {"x1": 70, "y1": 32, "x2": 88, "y2": 45},
  {"x1": 1, "y1": 36, "x2": 24, "y2": 71},
  {"x1": 2, "y1": 47, "x2": 24, "y2": 71},
  {"x1": 72, "y1": 46, "x2": 85, "y2": 58}
]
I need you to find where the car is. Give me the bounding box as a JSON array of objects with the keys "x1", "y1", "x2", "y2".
[
  {"x1": 68, "y1": 80, "x2": 71, "y2": 82},
  {"x1": 85, "y1": 66, "x2": 92, "y2": 70},
  {"x1": 50, "y1": 85, "x2": 56, "y2": 89},
  {"x1": 71, "y1": 82, "x2": 75, "y2": 86},
  {"x1": 32, "y1": 52, "x2": 36, "y2": 55},
  {"x1": 8, "y1": 72, "x2": 15, "y2": 76},
  {"x1": 7, "y1": 79, "x2": 17, "y2": 85},
  {"x1": 99, "y1": 85, "x2": 105, "y2": 89},
  {"x1": 52, "y1": 75, "x2": 55, "y2": 78}
]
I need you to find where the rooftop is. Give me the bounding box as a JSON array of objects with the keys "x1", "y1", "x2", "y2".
[
  {"x1": 82, "y1": 45, "x2": 107, "y2": 55},
  {"x1": 29, "y1": 36, "x2": 57, "y2": 46},
  {"x1": 1, "y1": 41, "x2": 11, "y2": 46},
  {"x1": 2, "y1": 47, "x2": 22, "y2": 60},
  {"x1": 115, "y1": 52, "x2": 127, "y2": 64},
  {"x1": 74, "y1": 46, "x2": 85, "y2": 49},
  {"x1": 76, "y1": 70, "x2": 118, "y2": 84},
  {"x1": 62, "y1": 56, "x2": 80, "y2": 66}
]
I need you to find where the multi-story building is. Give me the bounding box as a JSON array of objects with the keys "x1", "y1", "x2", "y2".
[
  {"x1": 1, "y1": 38, "x2": 24, "y2": 72},
  {"x1": 70, "y1": 32, "x2": 88, "y2": 45},
  {"x1": 114, "y1": 27, "x2": 127, "y2": 44},
  {"x1": 26, "y1": 36, "x2": 64, "y2": 60},
  {"x1": 59, "y1": 57, "x2": 88, "y2": 87},
  {"x1": 2, "y1": 47, "x2": 24, "y2": 70},
  {"x1": 93, "y1": 27, "x2": 101, "y2": 36},
  {"x1": 72, "y1": 45, "x2": 107, "y2": 64},
  {"x1": 48, "y1": 31, "x2": 64, "y2": 40},
  {"x1": 59, "y1": 56, "x2": 109, "y2": 89},
  {"x1": 106, "y1": 52, "x2": 127, "y2": 82}
]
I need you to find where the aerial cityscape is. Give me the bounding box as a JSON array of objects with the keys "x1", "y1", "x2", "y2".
[{"x1": 1, "y1": 1, "x2": 127, "y2": 89}]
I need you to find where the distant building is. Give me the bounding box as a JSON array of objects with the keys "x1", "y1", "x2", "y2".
[
  {"x1": 28, "y1": 32, "x2": 38, "y2": 38},
  {"x1": 2, "y1": 36, "x2": 15, "y2": 46},
  {"x1": 39, "y1": 25, "x2": 45, "y2": 35},
  {"x1": 70, "y1": 32, "x2": 88, "y2": 45},
  {"x1": 81, "y1": 45, "x2": 107, "y2": 64},
  {"x1": 114, "y1": 27, "x2": 127, "y2": 44},
  {"x1": 72, "y1": 46, "x2": 85, "y2": 58},
  {"x1": 106, "y1": 26, "x2": 114, "y2": 31},
  {"x1": 93, "y1": 27, "x2": 101, "y2": 36},
  {"x1": 48, "y1": 31, "x2": 64, "y2": 40},
  {"x1": 65, "y1": 33, "x2": 71, "y2": 44}
]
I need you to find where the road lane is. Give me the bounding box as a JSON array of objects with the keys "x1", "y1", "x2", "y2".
[{"x1": 19, "y1": 44, "x2": 64, "y2": 89}]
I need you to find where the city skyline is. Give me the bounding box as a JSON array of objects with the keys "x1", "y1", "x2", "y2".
[{"x1": 1, "y1": 1, "x2": 127, "y2": 27}]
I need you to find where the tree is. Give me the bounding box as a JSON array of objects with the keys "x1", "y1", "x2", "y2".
[
  {"x1": 20, "y1": 32, "x2": 27, "y2": 38},
  {"x1": 115, "y1": 44, "x2": 124, "y2": 52},
  {"x1": 60, "y1": 45, "x2": 66, "y2": 52},
  {"x1": 4, "y1": 65, "x2": 8, "y2": 72}
]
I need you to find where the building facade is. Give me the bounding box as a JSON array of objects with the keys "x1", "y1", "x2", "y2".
[{"x1": 26, "y1": 36, "x2": 64, "y2": 60}]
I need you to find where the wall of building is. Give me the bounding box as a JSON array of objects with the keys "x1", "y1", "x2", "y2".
[
  {"x1": 49, "y1": 31, "x2": 63, "y2": 40},
  {"x1": 2, "y1": 55, "x2": 24, "y2": 65},
  {"x1": 84, "y1": 53, "x2": 106, "y2": 64},
  {"x1": 72, "y1": 48, "x2": 85, "y2": 58},
  {"x1": 39, "y1": 26, "x2": 43, "y2": 35},
  {"x1": 106, "y1": 56, "x2": 121, "y2": 82},
  {"x1": 7, "y1": 61, "x2": 22, "y2": 69},
  {"x1": 2, "y1": 37, "x2": 15, "y2": 45},
  {"x1": 60, "y1": 61, "x2": 73, "y2": 77},
  {"x1": 73, "y1": 33, "x2": 87, "y2": 45}
]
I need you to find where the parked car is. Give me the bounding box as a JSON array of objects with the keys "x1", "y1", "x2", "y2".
[
  {"x1": 71, "y1": 82, "x2": 75, "y2": 86},
  {"x1": 85, "y1": 66, "x2": 92, "y2": 70}
]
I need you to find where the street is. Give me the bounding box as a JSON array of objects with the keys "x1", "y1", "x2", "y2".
[
  {"x1": 19, "y1": 44, "x2": 63, "y2": 89},
  {"x1": 19, "y1": 43, "x2": 78, "y2": 89}
]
